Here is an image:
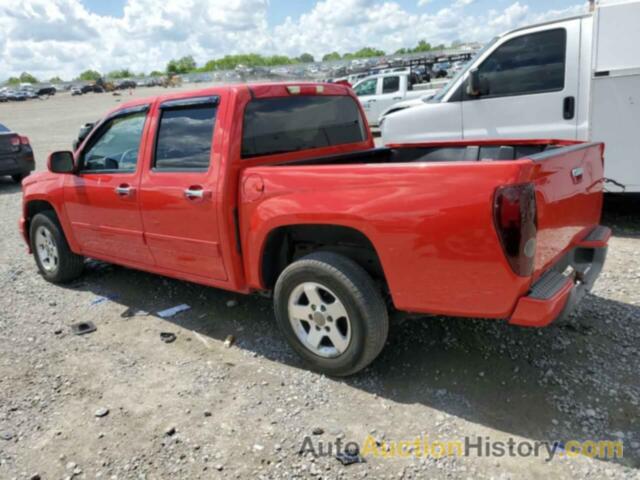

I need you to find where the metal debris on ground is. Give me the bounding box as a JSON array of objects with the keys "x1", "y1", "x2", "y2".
[
  {"x1": 336, "y1": 444, "x2": 365, "y2": 466},
  {"x1": 223, "y1": 335, "x2": 235, "y2": 348},
  {"x1": 120, "y1": 307, "x2": 149, "y2": 318},
  {"x1": 70, "y1": 321, "x2": 97, "y2": 336},
  {"x1": 160, "y1": 332, "x2": 177, "y2": 344},
  {"x1": 90, "y1": 294, "x2": 118, "y2": 306},
  {"x1": 157, "y1": 304, "x2": 191, "y2": 318},
  {"x1": 226, "y1": 299, "x2": 238, "y2": 308}
]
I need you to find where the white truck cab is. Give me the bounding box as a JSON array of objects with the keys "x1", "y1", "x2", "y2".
[
  {"x1": 381, "y1": 0, "x2": 640, "y2": 193},
  {"x1": 352, "y1": 72, "x2": 423, "y2": 126}
]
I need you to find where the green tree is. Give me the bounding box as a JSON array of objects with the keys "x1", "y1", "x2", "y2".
[
  {"x1": 343, "y1": 47, "x2": 386, "y2": 60},
  {"x1": 322, "y1": 51, "x2": 341, "y2": 62},
  {"x1": 167, "y1": 56, "x2": 197, "y2": 74},
  {"x1": 7, "y1": 77, "x2": 20, "y2": 85},
  {"x1": 107, "y1": 69, "x2": 134, "y2": 79},
  {"x1": 297, "y1": 53, "x2": 315, "y2": 63},
  {"x1": 149, "y1": 70, "x2": 164, "y2": 77},
  {"x1": 412, "y1": 40, "x2": 432, "y2": 52},
  {"x1": 49, "y1": 76, "x2": 63, "y2": 84},
  {"x1": 19, "y1": 72, "x2": 38, "y2": 83},
  {"x1": 78, "y1": 70, "x2": 102, "y2": 81}
]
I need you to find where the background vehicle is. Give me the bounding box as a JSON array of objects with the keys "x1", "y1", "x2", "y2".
[
  {"x1": 352, "y1": 72, "x2": 424, "y2": 125},
  {"x1": 381, "y1": 0, "x2": 640, "y2": 193},
  {"x1": 36, "y1": 85, "x2": 56, "y2": 96},
  {"x1": 20, "y1": 83, "x2": 608, "y2": 376},
  {"x1": 0, "y1": 122, "x2": 35, "y2": 182},
  {"x1": 70, "y1": 87, "x2": 82, "y2": 96},
  {"x1": 378, "y1": 89, "x2": 439, "y2": 125}
]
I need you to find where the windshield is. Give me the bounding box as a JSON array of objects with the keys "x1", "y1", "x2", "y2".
[
  {"x1": 428, "y1": 37, "x2": 499, "y2": 103},
  {"x1": 0, "y1": 123, "x2": 10, "y2": 133}
]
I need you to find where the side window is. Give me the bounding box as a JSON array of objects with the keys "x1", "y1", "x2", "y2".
[
  {"x1": 154, "y1": 104, "x2": 217, "y2": 171},
  {"x1": 81, "y1": 112, "x2": 146, "y2": 172},
  {"x1": 473, "y1": 28, "x2": 566, "y2": 98},
  {"x1": 382, "y1": 76, "x2": 400, "y2": 94},
  {"x1": 353, "y1": 78, "x2": 377, "y2": 97}
]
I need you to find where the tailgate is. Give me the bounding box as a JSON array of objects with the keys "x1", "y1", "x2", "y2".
[{"x1": 527, "y1": 142, "x2": 604, "y2": 279}]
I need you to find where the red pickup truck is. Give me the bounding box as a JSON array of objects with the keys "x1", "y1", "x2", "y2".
[{"x1": 20, "y1": 82, "x2": 610, "y2": 376}]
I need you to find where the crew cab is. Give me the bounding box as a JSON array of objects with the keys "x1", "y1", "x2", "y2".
[{"x1": 20, "y1": 83, "x2": 609, "y2": 376}]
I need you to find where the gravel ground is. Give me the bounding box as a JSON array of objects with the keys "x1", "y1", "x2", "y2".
[{"x1": 0, "y1": 88, "x2": 639, "y2": 479}]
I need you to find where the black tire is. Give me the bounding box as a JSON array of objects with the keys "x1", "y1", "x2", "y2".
[
  {"x1": 11, "y1": 173, "x2": 27, "y2": 183},
  {"x1": 274, "y1": 252, "x2": 388, "y2": 376},
  {"x1": 30, "y1": 211, "x2": 84, "y2": 283}
]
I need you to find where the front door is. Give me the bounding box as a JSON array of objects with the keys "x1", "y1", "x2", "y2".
[
  {"x1": 139, "y1": 96, "x2": 227, "y2": 281},
  {"x1": 353, "y1": 77, "x2": 380, "y2": 125},
  {"x1": 64, "y1": 106, "x2": 154, "y2": 265},
  {"x1": 462, "y1": 19, "x2": 581, "y2": 140},
  {"x1": 372, "y1": 75, "x2": 403, "y2": 123}
]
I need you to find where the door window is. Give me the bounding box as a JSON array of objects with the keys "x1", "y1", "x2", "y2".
[
  {"x1": 353, "y1": 78, "x2": 377, "y2": 97},
  {"x1": 81, "y1": 112, "x2": 146, "y2": 172},
  {"x1": 382, "y1": 76, "x2": 400, "y2": 94},
  {"x1": 472, "y1": 28, "x2": 566, "y2": 99},
  {"x1": 154, "y1": 104, "x2": 217, "y2": 171}
]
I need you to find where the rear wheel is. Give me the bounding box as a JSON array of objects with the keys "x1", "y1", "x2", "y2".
[
  {"x1": 30, "y1": 211, "x2": 84, "y2": 283},
  {"x1": 274, "y1": 252, "x2": 388, "y2": 376}
]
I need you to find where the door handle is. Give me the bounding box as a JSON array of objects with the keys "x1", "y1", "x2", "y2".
[
  {"x1": 392, "y1": 97, "x2": 402, "y2": 100},
  {"x1": 115, "y1": 184, "x2": 135, "y2": 196},
  {"x1": 563, "y1": 96, "x2": 575, "y2": 120},
  {"x1": 367, "y1": 99, "x2": 377, "y2": 103},
  {"x1": 184, "y1": 186, "x2": 211, "y2": 200}
]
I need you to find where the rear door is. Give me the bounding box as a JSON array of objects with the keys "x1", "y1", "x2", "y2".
[
  {"x1": 138, "y1": 95, "x2": 227, "y2": 281},
  {"x1": 370, "y1": 75, "x2": 404, "y2": 124},
  {"x1": 462, "y1": 19, "x2": 581, "y2": 139}
]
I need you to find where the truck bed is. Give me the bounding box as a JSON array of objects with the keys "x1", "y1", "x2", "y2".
[{"x1": 240, "y1": 140, "x2": 604, "y2": 319}]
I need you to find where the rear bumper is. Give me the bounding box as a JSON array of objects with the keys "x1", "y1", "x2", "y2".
[
  {"x1": 0, "y1": 150, "x2": 35, "y2": 176},
  {"x1": 509, "y1": 225, "x2": 610, "y2": 327}
]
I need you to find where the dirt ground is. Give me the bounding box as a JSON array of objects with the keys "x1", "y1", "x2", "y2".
[{"x1": 0, "y1": 87, "x2": 639, "y2": 480}]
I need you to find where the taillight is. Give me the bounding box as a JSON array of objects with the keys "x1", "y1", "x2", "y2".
[
  {"x1": 9, "y1": 135, "x2": 29, "y2": 150},
  {"x1": 493, "y1": 183, "x2": 537, "y2": 276},
  {"x1": 10, "y1": 135, "x2": 20, "y2": 151}
]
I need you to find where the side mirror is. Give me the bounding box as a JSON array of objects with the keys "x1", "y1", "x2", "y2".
[
  {"x1": 466, "y1": 68, "x2": 481, "y2": 97},
  {"x1": 48, "y1": 151, "x2": 75, "y2": 174}
]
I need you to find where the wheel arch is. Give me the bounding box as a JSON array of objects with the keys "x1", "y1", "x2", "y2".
[{"x1": 259, "y1": 223, "x2": 388, "y2": 295}]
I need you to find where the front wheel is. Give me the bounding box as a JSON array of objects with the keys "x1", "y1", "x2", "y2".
[
  {"x1": 30, "y1": 211, "x2": 84, "y2": 283},
  {"x1": 274, "y1": 252, "x2": 388, "y2": 376}
]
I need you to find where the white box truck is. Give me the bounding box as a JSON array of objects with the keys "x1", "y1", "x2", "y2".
[{"x1": 380, "y1": 0, "x2": 640, "y2": 193}]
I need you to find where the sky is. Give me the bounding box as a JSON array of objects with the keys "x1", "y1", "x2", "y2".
[{"x1": 0, "y1": 0, "x2": 588, "y2": 81}]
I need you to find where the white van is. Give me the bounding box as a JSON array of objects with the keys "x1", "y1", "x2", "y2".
[{"x1": 381, "y1": 0, "x2": 640, "y2": 193}]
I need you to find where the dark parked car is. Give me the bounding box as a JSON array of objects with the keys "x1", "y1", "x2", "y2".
[
  {"x1": 0, "y1": 123, "x2": 35, "y2": 183},
  {"x1": 36, "y1": 86, "x2": 56, "y2": 96},
  {"x1": 0, "y1": 93, "x2": 7, "y2": 102}
]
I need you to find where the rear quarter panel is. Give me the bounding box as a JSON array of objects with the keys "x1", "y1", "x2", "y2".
[{"x1": 241, "y1": 161, "x2": 534, "y2": 318}]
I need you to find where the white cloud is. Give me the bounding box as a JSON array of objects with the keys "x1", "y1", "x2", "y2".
[
  {"x1": 417, "y1": 0, "x2": 432, "y2": 6},
  {"x1": 0, "y1": 0, "x2": 588, "y2": 81}
]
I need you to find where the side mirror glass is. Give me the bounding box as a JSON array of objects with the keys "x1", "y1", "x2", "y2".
[
  {"x1": 48, "y1": 151, "x2": 75, "y2": 174},
  {"x1": 466, "y1": 68, "x2": 481, "y2": 97}
]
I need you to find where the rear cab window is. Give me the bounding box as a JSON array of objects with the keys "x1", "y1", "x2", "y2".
[
  {"x1": 241, "y1": 95, "x2": 367, "y2": 158},
  {"x1": 0, "y1": 123, "x2": 10, "y2": 133}
]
